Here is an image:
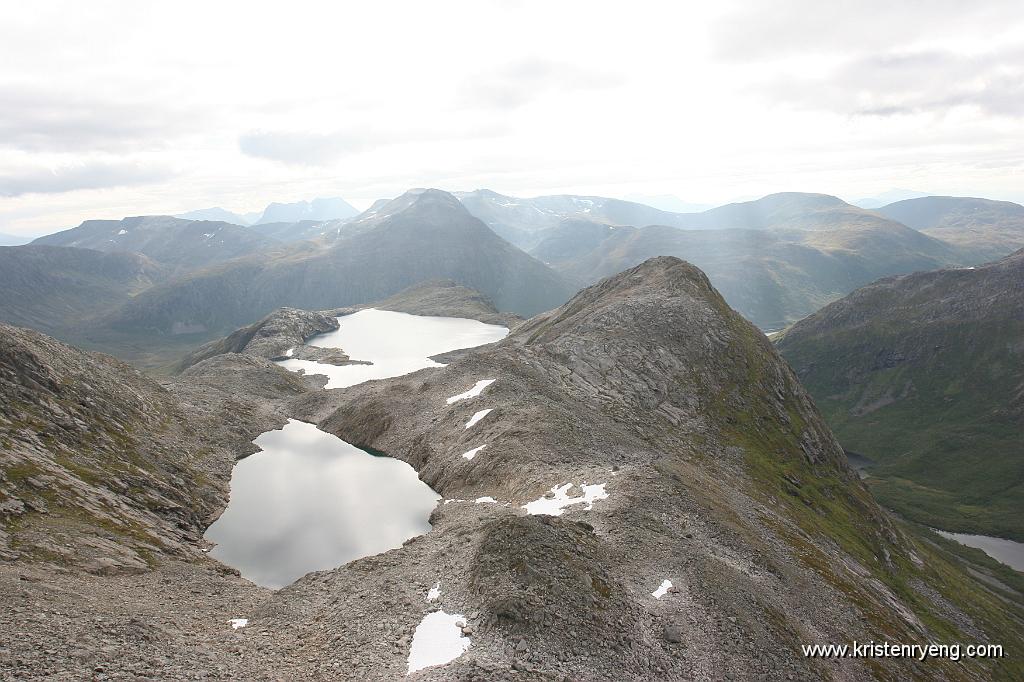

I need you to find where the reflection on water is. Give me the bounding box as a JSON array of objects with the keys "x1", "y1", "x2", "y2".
[
  {"x1": 935, "y1": 530, "x2": 1024, "y2": 572},
  {"x1": 207, "y1": 310, "x2": 509, "y2": 588},
  {"x1": 277, "y1": 308, "x2": 508, "y2": 389},
  {"x1": 205, "y1": 420, "x2": 441, "y2": 588}
]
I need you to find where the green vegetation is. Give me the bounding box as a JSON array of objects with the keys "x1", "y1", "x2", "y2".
[
  {"x1": 783, "y1": 322, "x2": 1023, "y2": 541},
  {"x1": 777, "y1": 252, "x2": 1024, "y2": 542},
  {"x1": 706, "y1": 312, "x2": 1024, "y2": 679}
]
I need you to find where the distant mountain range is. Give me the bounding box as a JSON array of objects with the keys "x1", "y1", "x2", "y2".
[
  {"x1": 622, "y1": 193, "x2": 713, "y2": 213},
  {"x1": 527, "y1": 192, "x2": 963, "y2": 329},
  {"x1": 777, "y1": 249, "x2": 1024, "y2": 541},
  {"x1": 174, "y1": 197, "x2": 359, "y2": 226},
  {"x1": 32, "y1": 216, "x2": 279, "y2": 276},
  {"x1": 174, "y1": 207, "x2": 262, "y2": 225},
  {"x1": 102, "y1": 189, "x2": 573, "y2": 340},
  {"x1": 454, "y1": 189, "x2": 705, "y2": 250},
  {"x1": 851, "y1": 188, "x2": 929, "y2": 209},
  {"x1": 876, "y1": 196, "x2": 1024, "y2": 262},
  {"x1": 253, "y1": 197, "x2": 359, "y2": 225},
  {"x1": 4, "y1": 187, "x2": 1024, "y2": 370},
  {"x1": 0, "y1": 232, "x2": 32, "y2": 246}
]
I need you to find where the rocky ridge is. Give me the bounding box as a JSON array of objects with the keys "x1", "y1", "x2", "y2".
[
  {"x1": 1, "y1": 257, "x2": 1021, "y2": 680},
  {"x1": 176, "y1": 307, "x2": 342, "y2": 372},
  {"x1": 280, "y1": 256, "x2": 1022, "y2": 680}
]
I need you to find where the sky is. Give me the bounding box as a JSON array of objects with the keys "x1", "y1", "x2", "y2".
[{"x1": 1, "y1": 0, "x2": 1023, "y2": 236}]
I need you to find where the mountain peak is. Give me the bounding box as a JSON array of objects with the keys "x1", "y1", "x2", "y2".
[
  {"x1": 352, "y1": 188, "x2": 469, "y2": 227},
  {"x1": 510, "y1": 255, "x2": 727, "y2": 348},
  {"x1": 407, "y1": 187, "x2": 464, "y2": 208},
  {"x1": 255, "y1": 197, "x2": 358, "y2": 225}
]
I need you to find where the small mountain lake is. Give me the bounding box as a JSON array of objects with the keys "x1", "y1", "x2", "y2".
[
  {"x1": 935, "y1": 530, "x2": 1024, "y2": 573},
  {"x1": 277, "y1": 308, "x2": 508, "y2": 389},
  {"x1": 204, "y1": 309, "x2": 508, "y2": 588}
]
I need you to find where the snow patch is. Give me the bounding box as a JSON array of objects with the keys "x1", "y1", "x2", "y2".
[
  {"x1": 464, "y1": 409, "x2": 492, "y2": 429},
  {"x1": 523, "y1": 483, "x2": 608, "y2": 516},
  {"x1": 407, "y1": 611, "x2": 470, "y2": 674},
  {"x1": 652, "y1": 579, "x2": 672, "y2": 599},
  {"x1": 228, "y1": 618, "x2": 248, "y2": 629},
  {"x1": 446, "y1": 379, "x2": 495, "y2": 404},
  {"x1": 285, "y1": 347, "x2": 295, "y2": 357},
  {"x1": 475, "y1": 496, "x2": 496, "y2": 504},
  {"x1": 117, "y1": 229, "x2": 128, "y2": 235},
  {"x1": 461, "y1": 445, "x2": 486, "y2": 460},
  {"x1": 427, "y1": 582, "x2": 441, "y2": 602}
]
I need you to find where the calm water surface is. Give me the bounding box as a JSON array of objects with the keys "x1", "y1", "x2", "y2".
[
  {"x1": 935, "y1": 530, "x2": 1024, "y2": 572},
  {"x1": 205, "y1": 420, "x2": 441, "y2": 588},
  {"x1": 205, "y1": 309, "x2": 508, "y2": 588},
  {"x1": 277, "y1": 308, "x2": 508, "y2": 388}
]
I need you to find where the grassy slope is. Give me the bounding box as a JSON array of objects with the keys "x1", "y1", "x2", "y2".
[
  {"x1": 783, "y1": 319, "x2": 1023, "y2": 541},
  {"x1": 711, "y1": 304, "x2": 1024, "y2": 680}
]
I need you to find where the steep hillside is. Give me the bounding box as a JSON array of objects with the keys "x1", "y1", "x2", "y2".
[
  {"x1": 777, "y1": 250, "x2": 1024, "y2": 540},
  {"x1": 0, "y1": 323, "x2": 309, "y2": 569},
  {"x1": 877, "y1": 196, "x2": 1024, "y2": 261},
  {"x1": 530, "y1": 218, "x2": 616, "y2": 264},
  {"x1": 0, "y1": 245, "x2": 165, "y2": 335},
  {"x1": 32, "y1": 216, "x2": 279, "y2": 275},
  {"x1": 247, "y1": 219, "x2": 354, "y2": 242},
  {"x1": 106, "y1": 190, "x2": 575, "y2": 336}
]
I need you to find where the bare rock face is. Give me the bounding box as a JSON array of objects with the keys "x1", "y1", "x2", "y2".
[
  {"x1": 0, "y1": 322, "x2": 305, "y2": 569},
  {"x1": 176, "y1": 307, "x2": 339, "y2": 371}
]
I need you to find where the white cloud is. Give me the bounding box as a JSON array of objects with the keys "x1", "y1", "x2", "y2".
[
  {"x1": 239, "y1": 130, "x2": 369, "y2": 166},
  {"x1": 0, "y1": 161, "x2": 172, "y2": 197},
  {"x1": 0, "y1": 0, "x2": 1022, "y2": 236}
]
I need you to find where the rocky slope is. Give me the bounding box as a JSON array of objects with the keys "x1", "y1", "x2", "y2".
[
  {"x1": 177, "y1": 307, "x2": 341, "y2": 372},
  {"x1": 2, "y1": 257, "x2": 1021, "y2": 680},
  {"x1": 0, "y1": 320, "x2": 338, "y2": 679},
  {"x1": 0, "y1": 323, "x2": 313, "y2": 571},
  {"x1": 777, "y1": 249, "x2": 1024, "y2": 540},
  {"x1": 283, "y1": 256, "x2": 1022, "y2": 680}
]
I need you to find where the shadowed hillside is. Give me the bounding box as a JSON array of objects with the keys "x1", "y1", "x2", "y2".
[{"x1": 778, "y1": 249, "x2": 1024, "y2": 540}]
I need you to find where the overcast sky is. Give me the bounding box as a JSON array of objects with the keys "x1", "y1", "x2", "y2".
[{"x1": 2, "y1": 1, "x2": 1023, "y2": 235}]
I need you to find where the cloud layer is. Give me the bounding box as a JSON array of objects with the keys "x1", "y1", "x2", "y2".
[
  {"x1": 0, "y1": 162, "x2": 172, "y2": 197},
  {"x1": 1, "y1": 0, "x2": 1022, "y2": 236}
]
